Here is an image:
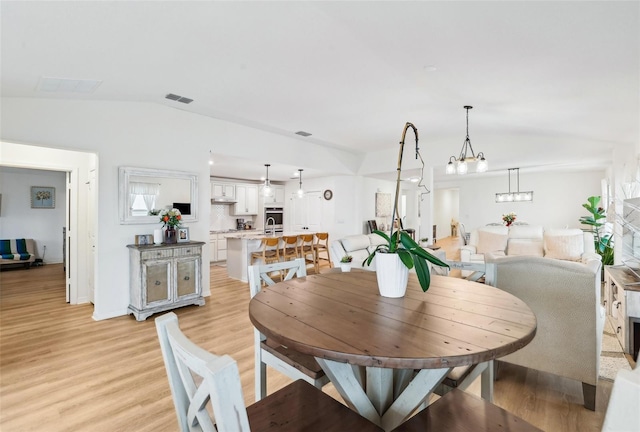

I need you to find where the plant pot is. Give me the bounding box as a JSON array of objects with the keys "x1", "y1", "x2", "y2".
[
  {"x1": 340, "y1": 263, "x2": 351, "y2": 272},
  {"x1": 375, "y1": 253, "x2": 409, "y2": 298}
]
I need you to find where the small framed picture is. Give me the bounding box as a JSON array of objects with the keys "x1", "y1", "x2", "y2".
[
  {"x1": 135, "y1": 234, "x2": 154, "y2": 245},
  {"x1": 177, "y1": 227, "x2": 190, "y2": 243},
  {"x1": 31, "y1": 186, "x2": 56, "y2": 209}
]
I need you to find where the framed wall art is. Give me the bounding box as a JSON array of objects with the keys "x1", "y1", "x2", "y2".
[
  {"x1": 31, "y1": 186, "x2": 55, "y2": 209},
  {"x1": 177, "y1": 227, "x2": 190, "y2": 243},
  {"x1": 375, "y1": 192, "x2": 391, "y2": 217}
]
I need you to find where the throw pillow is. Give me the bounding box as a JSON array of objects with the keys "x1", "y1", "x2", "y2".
[
  {"x1": 476, "y1": 231, "x2": 508, "y2": 254},
  {"x1": 544, "y1": 232, "x2": 584, "y2": 261},
  {"x1": 507, "y1": 239, "x2": 544, "y2": 257}
]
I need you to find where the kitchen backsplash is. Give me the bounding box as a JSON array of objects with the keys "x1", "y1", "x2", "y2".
[{"x1": 210, "y1": 204, "x2": 255, "y2": 231}]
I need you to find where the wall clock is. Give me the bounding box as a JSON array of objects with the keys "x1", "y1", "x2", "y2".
[{"x1": 323, "y1": 189, "x2": 333, "y2": 200}]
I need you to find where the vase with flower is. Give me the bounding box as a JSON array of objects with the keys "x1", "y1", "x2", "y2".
[
  {"x1": 502, "y1": 212, "x2": 516, "y2": 227},
  {"x1": 159, "y1": 208, "x2": 182, "y2": 244}
]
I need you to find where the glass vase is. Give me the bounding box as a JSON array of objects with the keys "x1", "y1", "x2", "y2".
[{"x1": 164, "y1": 226, "x2": 177, "y2": 244}]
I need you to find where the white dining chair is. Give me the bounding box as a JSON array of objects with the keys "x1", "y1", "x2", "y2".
[
  {"x1": 247, "y1": 258, "x2": 330, "y2": 401},
  {"x1": 155, "y1": 312, "x2": 383, "y2": 432}
]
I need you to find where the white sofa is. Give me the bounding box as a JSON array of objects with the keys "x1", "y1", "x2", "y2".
[
  {"x1": 331, "y1": 233, "x2": 447, "y2": 273},
  {"x1": 330, "y1": 234, "x2": 387, "y2": 270},
  {"x1": 485, "y1": 253, "x2": 604, "y2": 410},
  {"x1": 461, "y1": 225, "x2": 600, "y2": 265}
]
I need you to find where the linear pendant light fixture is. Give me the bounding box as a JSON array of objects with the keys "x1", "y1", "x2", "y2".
[
  {"x1": 496, "y1": 168, "x2": 534, "y2": 202},
  {"x1": 297, "y1": 169, "x2": 305, "y2": 198},
  {"x1": 446, "y1": 105, "x2": 488, "y2": 175},
  {"x1": 262, "y1": 164, "x2": 273, "y2": 197}
]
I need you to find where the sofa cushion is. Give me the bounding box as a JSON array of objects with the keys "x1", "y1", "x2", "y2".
[
  {"x1": 544, "y1": 229, "x2": 585, "y2": 261},
  {"x1": 341, "y1": 235, "x2": 371, "y2": 253},
  {"x1": 476, "y1": 231, "x2": 508, "y2": 254},
  {"x1": 507, "y1": 239, "x2": 544, "y2": 257},
  {"x1": 508, "y1": 225, "x2": 543, "y2": 240}
]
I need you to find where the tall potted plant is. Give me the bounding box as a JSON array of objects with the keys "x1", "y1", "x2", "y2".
[
  {"x1": 364, "y1": 122, "x2": 449, "y2": 297},
  {"x1": 579, "y1": 196, "x2": 614, "y2": 265}
]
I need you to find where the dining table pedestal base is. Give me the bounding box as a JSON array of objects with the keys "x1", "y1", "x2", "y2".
[{"x1": 317, "y1": 358, "x2": 452, "y2": 431}]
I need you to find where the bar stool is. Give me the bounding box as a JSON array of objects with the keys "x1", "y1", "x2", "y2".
[
  {"x1": 250, "y1": 237, "x2": 281, "y2": 281},
  {"x1": 313, "y1": 232, "x2": 332, "y2": 272},
  {"x1": 298, "y1": 233, "x2": 316, "y2": 271},
  {"x1": 281, "y1": 235, "x2": 299, "y2": 262}
]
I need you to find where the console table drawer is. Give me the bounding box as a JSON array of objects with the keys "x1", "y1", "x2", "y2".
[
  {"x1": 173, "y1": 246, "x2": 201, "y2": 257},
  {"x1": 141, "y1": 249, "x2": 173, "y2": 260}
]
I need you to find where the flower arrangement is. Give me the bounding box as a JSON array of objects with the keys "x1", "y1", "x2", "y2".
[
  {"x1": 159, "y1": 208, "x2": 182, "y2": 228},
  {"x1": 502, "y1": 212, "x2": 516, "y2": 227},
  {"x1": 340, "y1": 255, "x2": 353, "y2": 263}
]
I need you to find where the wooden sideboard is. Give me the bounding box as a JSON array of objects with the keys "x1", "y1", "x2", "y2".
[
  {"x1": 127, "y1": 241, "x2": 205, "y2": 321},
  {"x1": 603, "y1": 265, "x2": 640, "y2": 359}
]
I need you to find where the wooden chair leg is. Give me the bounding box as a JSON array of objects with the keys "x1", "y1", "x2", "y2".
[{"x1": 582, "y1": 382, "x2": 596, "y2": 411}]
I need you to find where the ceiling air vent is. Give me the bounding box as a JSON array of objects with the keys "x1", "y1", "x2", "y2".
[
  {"x1": 295, "y1": 131, "x2": 312, "y2": 137},
  {"x1": 165, "y1": 93, "x2": 193, "y2": 104}
]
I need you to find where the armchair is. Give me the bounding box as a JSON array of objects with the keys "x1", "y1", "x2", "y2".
[{"x1": 485, "y1": 254, "x2": 604, "y2": 410}]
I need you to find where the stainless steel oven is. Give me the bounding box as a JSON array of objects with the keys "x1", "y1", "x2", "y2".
[{"x1": 265, "y1": 207, "x2": 284, "y2": 233}]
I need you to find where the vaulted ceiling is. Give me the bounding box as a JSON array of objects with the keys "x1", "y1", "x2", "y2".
[{"x1": 2, "y1": 1, "x2": 638, "y2": 182}]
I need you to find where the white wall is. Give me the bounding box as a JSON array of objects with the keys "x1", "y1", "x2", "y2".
[
  {"x1": 436, "y1": 169, "x2": 605, "y2": 233},
  {"x1": 0, "y1": 167, "x2": 66, "y2": 263},
  {"x1": 433, "y1": 188, "x2": 459, "y2": 242},
  {"x1": 1, "y1": 97, "x2": 371, "y2": 320}
]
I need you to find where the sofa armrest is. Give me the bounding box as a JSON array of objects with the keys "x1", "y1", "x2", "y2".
[
  {"x1": 581, "y1": 251, "x2": 601, "y2": 265},
  {"x1": 460, "y1": 245, "x2": 476, "y2": 262}
]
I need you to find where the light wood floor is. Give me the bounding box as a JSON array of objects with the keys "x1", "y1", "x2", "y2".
[{"x1": 0, "y1": 242, "x2": 612, "y2": 431}]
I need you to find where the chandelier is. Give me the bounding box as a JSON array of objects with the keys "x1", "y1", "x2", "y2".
[
  {"x1": 495, "y1": 168, "x2": 533, "y2": 202},
  {"x1": 446, "y1": 105, "x2": 488, "y2": 175}
]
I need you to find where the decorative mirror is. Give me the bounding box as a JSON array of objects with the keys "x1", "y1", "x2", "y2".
[{"x1": 119, "y1": 166, "x2": 198, "y2": 225}]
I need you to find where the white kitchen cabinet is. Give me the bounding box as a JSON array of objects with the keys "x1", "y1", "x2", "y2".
[
  {"x1": 290, "y1": 191, "x2": 323, "y2": 231},
  {"x1": 217, "y1": 233, "x2": 228, "y2": 261},
  {"x1": 232, "y1": 184, "x2": 258, "y2": 215},
  {"x1": 209, "y1": 233, "x2": 217, "y2": 262},
  {"x1": 211, "y1": 181, "x2": 235, "y2": 199},
  {"x1": 127, "y1": 242, "x2": 205, "y2": 321},
  {"x1": 262, "y1": 185, "x2": 285, "y2": 205}
]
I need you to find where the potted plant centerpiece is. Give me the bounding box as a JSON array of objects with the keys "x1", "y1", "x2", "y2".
[
  {"x1": 419, "y1": 237, "x2": 430, "y2": 247},
  {"x1": 364, "y1": 122, "x2": 449, "y2": 297},
  {"x1": 340, "y1": 255, "x2": 353, "y2": 272}
]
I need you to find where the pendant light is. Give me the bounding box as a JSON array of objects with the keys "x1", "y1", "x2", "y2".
[
  {"x1": 446, "y1": 106, "x2": 488, "y2": 175},
  {"x1": 297, "y1": 169, "x2": 305, "y2": 198},
  {"x1": 262, "y1": 164, "x2": 272, "y2": 197},
  {"x1": 208, "y1": 151, "x2": 214, "y2": 166},
  {"x1": 495, "y1": 168, "x2": 533, "y2": 202}
]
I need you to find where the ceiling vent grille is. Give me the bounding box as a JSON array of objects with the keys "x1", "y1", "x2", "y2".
[
  {"x1": 295, "y1": 131, "x2": 312, "y2": 137},
  {"x1": 165, "y1": 93, "x2": 193, "y2": 104}
]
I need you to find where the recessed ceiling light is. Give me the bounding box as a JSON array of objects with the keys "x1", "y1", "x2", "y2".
[
  {"x1": 423, "y1": 65, "x2": 437, "y2": 72},
  {"x1": 295, "y1": 131, "x2": 312, "y2": 137}
]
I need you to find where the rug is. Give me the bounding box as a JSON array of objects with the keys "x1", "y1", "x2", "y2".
[{"x1": 600, "y1": 319, "x2": 633, "y2": 381}]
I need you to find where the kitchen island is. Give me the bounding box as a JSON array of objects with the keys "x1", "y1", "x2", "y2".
[{"x1": 226, "y1": 231, "x2": 316, "y2": 282}]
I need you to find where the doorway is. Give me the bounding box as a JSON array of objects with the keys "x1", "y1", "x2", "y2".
[{"x1": 0, "y1": 141, "x2": 97, "y2": 308}]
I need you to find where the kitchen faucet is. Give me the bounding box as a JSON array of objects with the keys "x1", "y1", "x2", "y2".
[{"x1": 265, "y1": 217, "x2": 276, "y2": 236}]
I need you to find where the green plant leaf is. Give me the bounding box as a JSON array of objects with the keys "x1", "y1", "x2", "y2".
[
  {"x1": 414, "y1": 255, "x2": 431, "y2": 292},
  {"x1": 397, "y1": 249, "x2": 414, "y2": 269}
]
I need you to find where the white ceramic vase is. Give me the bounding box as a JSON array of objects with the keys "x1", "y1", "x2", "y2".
[
  {"x1": 340, "y1": 263, "x2": 351, "y2": 272},
  {"x1": 375, "y1": 253, "x2": 409, "y2": 298}
]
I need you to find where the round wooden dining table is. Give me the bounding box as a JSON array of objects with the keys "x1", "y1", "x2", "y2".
[{"x1": 249, "y1": 270, "x2": 536, "y2": 431}]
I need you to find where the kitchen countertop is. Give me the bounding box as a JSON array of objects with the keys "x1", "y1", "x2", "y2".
[{"x1": 210, "y1": 229, "x2": 258, "y2": 234}]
